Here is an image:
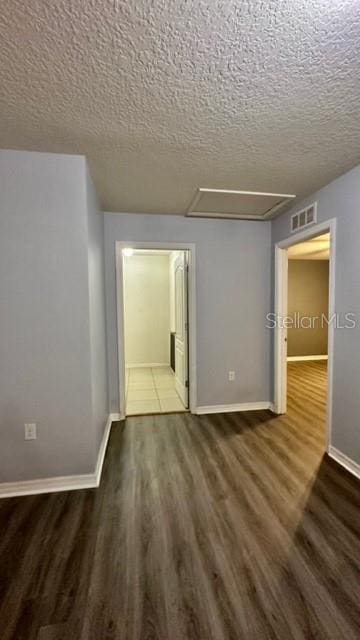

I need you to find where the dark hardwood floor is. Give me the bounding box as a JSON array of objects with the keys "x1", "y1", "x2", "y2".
[{"x1": 0, "y1": 361, "x2": 359, "y2": 639}]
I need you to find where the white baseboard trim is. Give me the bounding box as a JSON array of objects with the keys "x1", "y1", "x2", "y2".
[
  {"x1": 328, "y1": 446, "x2": 360, "y2": 480},
  {"x1": 125, "y1": 362, "x2": 170, "y2": 369},
  {"x1": 287, "y1": 355, "x2": 328, "y2": 362},
  {"x1": 195, "y1": 401, "x2": 272, "y2": 415},
  {"x1": 110, "y1": 413, "x2": 123, "y2": 422},
  {"x1": 93, "y1": 413, "x2": 117, "y2": 485},
  {"x1": 0, "y1": 413, "x2": 119, "y2": 499},
  {"x1": 269, "y1": 403, "x2": 277, "y2": 413}
]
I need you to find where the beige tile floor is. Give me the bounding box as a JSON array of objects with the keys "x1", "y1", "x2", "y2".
[{"x1": 125, "y1": 366, "x2": 187, "y2": 416}]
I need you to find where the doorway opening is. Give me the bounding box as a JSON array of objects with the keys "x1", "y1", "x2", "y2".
[
  {"x1": 274, "y1": 220, "x2": 336, "y2": 452},
  {"x1": 116, "y1": 243, "x2": 196, "y2": 417}
]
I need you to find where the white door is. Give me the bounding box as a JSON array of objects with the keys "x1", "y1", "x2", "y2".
[{"x1": 174, "y1": 253, "x2": 189, "y2": 407}]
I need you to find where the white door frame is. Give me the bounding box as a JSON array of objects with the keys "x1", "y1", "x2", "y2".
[
  {"x1": 274, "y1": 218, "x2": 336, "y2": 452},
  {"x1": 173, "y1": 252, "x2": 189, "y2": 408},
  {"x1": 115, "y1": 241, "x2": 197, "y2": 417}
]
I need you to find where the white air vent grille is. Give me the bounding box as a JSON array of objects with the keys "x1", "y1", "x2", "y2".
[{"x1": 291, "y1": 203, "x2": 317, "y2": 233}]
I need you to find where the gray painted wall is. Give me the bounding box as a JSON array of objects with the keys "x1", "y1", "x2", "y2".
[
  {"x1": 272, "y1": 165, "x2": 360, "y2": 464},
  {"x1": 103, "y1": 213, "x2": 272, "y2": 412},
  {"x1": 85, "y1": 167, "x2": 109, "y2": 451},
  {"x1": 288, "y1": 260, "x2": 329, "y2": 357},
  {"x1": 0, "y1": 151, "x2": 108, "y2": 482},
  {"x1": 4, "y1": 148, "x2": 358, "y2": 480}
]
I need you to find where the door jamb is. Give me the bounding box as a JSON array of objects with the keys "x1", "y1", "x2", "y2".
[
  {"x1": 115, "y1": 241, "x2": 197, "y2": 417},
  {"x1": 274, "y1": 218, "x2": 336, "y2": 452}
]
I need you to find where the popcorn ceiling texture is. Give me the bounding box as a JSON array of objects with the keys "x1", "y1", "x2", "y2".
[{"x1": 0, "y1": 0, "x2": 360, "y2": 214}]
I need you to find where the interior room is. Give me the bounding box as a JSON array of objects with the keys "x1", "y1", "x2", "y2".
[
  {"x1": 286, "y1": 234, "x2": 330, "y2": 445},
  {"x1": 123, "y1": 249, "x2": 188, "y2": 415},
  {"x1": 0, "y1": 3, "x2": 359, "y2": 639}
]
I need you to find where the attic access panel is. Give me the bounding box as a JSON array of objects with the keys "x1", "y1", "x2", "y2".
[{"x1": 187, "y1": 189, "x2": 296, "y2": 220}]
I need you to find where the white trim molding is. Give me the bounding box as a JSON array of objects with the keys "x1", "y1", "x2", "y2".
[
  {"x1": 287, "y1": 355, "x2": 328, "y2": 362},
  {"x1": 328, "y1": 446, "x2": 360, "y2": 480},
  {"x1": 110, "y1": 413, "x2": 123, "y2": 422},
  {"x1": 196, "y1": 401, "x2": 272, "y2": 415},
  {"x1": 0, "y1": 413, "x2": 121, "y2": 499},
  {"x1": 93, "y1": 413, "x2": 120, "y2": 485}
]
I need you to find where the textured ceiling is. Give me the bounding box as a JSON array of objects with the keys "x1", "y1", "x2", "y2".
[{"x1": 0, "y1": 1, "x2": 360, "y2": 215}]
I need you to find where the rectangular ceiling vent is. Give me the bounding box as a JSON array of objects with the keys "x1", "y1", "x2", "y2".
[
  {"x1": 187, "y1": 188, "x2": 296, "y2": 220},
  {"x1": 291, "y1": 202, "x2": 317, "y2": 233}
]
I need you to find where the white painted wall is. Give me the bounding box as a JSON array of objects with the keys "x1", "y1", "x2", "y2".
[{"x1": 123, "y1": 254, "x2": 170, "y2": 366}]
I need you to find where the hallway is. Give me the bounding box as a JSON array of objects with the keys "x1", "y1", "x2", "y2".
[{"x1": 125, "y1": 366, "x2": 187, "y2": 415}]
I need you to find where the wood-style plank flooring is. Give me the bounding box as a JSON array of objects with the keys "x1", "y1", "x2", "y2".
[{"x1": 0, "y1": 361, "x2": 359, "y2": 639}]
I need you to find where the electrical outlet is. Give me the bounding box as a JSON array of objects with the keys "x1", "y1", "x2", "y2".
[
  {"x1": 24, "y1": 423, "x2": 37, "y2": 440},
  {"x1": 228, "y1": 371, "x2": 235, "y2": 381}
]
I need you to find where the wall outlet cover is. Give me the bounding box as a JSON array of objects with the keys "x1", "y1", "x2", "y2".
[{"x1": 24, "y1": 423, "x2": 37, "y2": 440}]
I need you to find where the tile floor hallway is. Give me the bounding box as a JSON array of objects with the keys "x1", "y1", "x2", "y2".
[{"x1": 125, "y1": 366, "x2": 187, "y2": 415}]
